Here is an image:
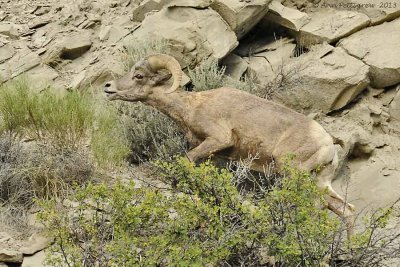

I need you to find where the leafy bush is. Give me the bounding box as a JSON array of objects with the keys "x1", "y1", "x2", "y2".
[
  {"x1": 116, "y1": 102, "x2": 187, "y2": 163},
  {"x1": 188, "y1": 58, "x2": 226, "y2": 92},
  {"x1": 0, "y1": 78, "x2": 130, "y2": 165},
  {"x1": 261, "y1": 163, "x2": 339, "y2": 266},
  {"x1": 188, "y1": 58, "x2": 264, "y2": 98},
  {"x1": 39, "y1": 157, "x2": 374, "y2": 266},
  {"x1": 0, "y1": 79, "x2": 93, "y2": 148},
  {"x1": 91, "y1": 100, "x2": 131, "y2": 167},
  {"x1": 342, "y1": 202, "x2": 400, "y2": 267}
]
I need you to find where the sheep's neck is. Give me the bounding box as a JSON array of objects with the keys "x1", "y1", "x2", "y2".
[{"x1": 144, "y1": 89, "x2": 191, "y2": 129}]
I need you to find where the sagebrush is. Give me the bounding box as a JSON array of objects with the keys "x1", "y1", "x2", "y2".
[
  {"x1": 0, "y1": 78, "x2": 130, "y2": 165},
  {"x1": 37, "y1": 157, "x2": 349, "y2": 267}
]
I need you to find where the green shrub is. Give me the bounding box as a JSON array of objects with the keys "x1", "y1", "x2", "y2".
[
  {"x1": 188, "y1": 58, "x2": 264, "y2": 97},
  {"x1": 0, "y1": 79, "x2": 93, "y2": 148},
  {"x1": 261, "y1": 162, "x2": 339, "y2": 266},
  {"x1": 0, "y1": 78, "x2": 130, "y2": 165},
  {"x1": 115, "y1": 102, "x2": 187, "y2": 163},
  {"x1": 38, "y1": 157, "x2": 366, "y2": 266},
  {"x1": 188, "y1": 58, "x2": 226, "y2": 91},
  {"x1": 0, "y1": 78, "x2": 37, "y2": 137},
  {"x1": 91, "y1": 100, "x2": 131, "y2": 167},
  {"x1": 342, "y1": 202, "x2": 400, "y2": 267},
  {"x1": 38, "y1": 89, "x2": 93, "y2": 148}
]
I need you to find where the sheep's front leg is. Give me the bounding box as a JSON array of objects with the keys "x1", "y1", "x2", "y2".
[{"x1": 187, "y1": 136, "x2": 233, "y2": 162}]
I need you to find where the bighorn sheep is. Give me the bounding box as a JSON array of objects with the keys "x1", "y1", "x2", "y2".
[{"x1": 104, "y1": 53, "x2": 355, "y2": 234}]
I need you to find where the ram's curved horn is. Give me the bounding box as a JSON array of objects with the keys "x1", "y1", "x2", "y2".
[{"x1": 146, "y1": 54, "x2": 182, "y2": 93}]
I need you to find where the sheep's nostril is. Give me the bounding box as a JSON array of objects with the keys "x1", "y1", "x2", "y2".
[{"x1": 104, "y1": 83, "x2": 111, "y2": 88}]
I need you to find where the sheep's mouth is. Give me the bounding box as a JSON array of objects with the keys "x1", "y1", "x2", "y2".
[
  {"x1": 105, "y1": 91, "x2": 118, "y2": 100},
  {"x1": 104, "y1": 89, "x2": 117, "y2": 96}
]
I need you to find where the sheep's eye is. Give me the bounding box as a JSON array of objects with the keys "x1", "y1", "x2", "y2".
[{"x1": 134, "y1": 74, "x2": 143, "y2": 80}]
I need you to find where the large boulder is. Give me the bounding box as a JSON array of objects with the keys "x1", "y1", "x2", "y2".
[
  {"x1": 263, "y1": 0, "x2": 310, "y2": 31},
  {"x1": 338, "y1": 19, "x2": 400, "y2": 88},
  {"x1": 57, "y1": 33, "x2": 92, "y2": 60},
  {"x1": 132, "y1": 0, "x2": 169, "y2": 21},
  {"x1": 43, "y1": 31, "x2": 92, "y2": 65},
  {"x1": 297, "y1": 9, "x2": 370, "y2": 46},
  {"x1": 342, "y1": 0, "x2": 400, "y2": 25},
  {"x1": 274, "y1": 45, "x2": 370, "y2": 113},
  {"x1": 22, "y1": 251, "x2": 50, "y2": 267},
  {"x1": 323, "y1": 101, "x2": 400, "y2": 214},
  {"x1": 0, "y1": 48, "x2": 40, "y2": 81},
  {"x1": 124, "y1": 6, "x2": 238, "y2": 67},
  {"x1": 221, "y1": 53, "x2": 248, "y2": 80},
  {"x1": 132, "y1": 0, "x2": 270, "y2": 39},
  {"x1": 244, "y1": 41, "x2": 296, "y2": 88},
  {"x1": 0, "y1": 249, "x2": 23, "y2": 263},
  {"x1": 20, "y1": 233, "x2": 53, "y2": 256},
  {"x1": 210, "y1": 0, "x2": 272, "y2": 39},
  {"x1": 132, "y1": 0, "x2": 212, "y2": 22}
]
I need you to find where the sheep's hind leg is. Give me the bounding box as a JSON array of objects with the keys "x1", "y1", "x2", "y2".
[{"x1": 317, "y1": 166, "x2": 355, "y2": 239}]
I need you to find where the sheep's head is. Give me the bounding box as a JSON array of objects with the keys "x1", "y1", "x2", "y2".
[{"x1": 104, "y1": 54, "x2": 182, "y2": 101}]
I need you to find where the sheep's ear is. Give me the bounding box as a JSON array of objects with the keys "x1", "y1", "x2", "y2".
[{"x1": 151, "y1": 71, "x2": 172, "y2": 85}]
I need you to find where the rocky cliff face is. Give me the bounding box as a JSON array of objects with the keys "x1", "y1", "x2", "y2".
[{"x1": 0, "y1": 0, "x2": 399, "y2": 265}]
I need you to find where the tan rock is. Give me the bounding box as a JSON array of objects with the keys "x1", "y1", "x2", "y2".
[
  {"x1": 180, "y1": 71, "x2": 191, "y2": 87},
  {"x1": 0, "y1": 22, "x2": 19, "y2": 38},
  {"x1": 0, "y1": 44, "x2": 15, "y2": 63},
  {"x1": 132, "y1": 0, "x2": 212, "y2": 22},
  {"x1": 59, "y1": 33, "x2": 92, "y2": 60},
  {"x1": 0, "y1": 35, "x2": 9, "y2": 47},
  {"x1": 210, "y1": 0, "x2": 272, "y2": 39},
  {"x1": 275, "y1": 46, "x2": 369, "y2": 113},
  {"x1": 98, "y1": 25, "x2": 112, "y2": 41},
  {"x1": 338, "y1": 19, "x2": 400, "y2": 88},
  {"x1": 263, "y1": 0, "x2": 310, "y2": 31},
  {"x1": 132, "y1": 0, "x2": 167, "y2": 21},
  {"x1": 20, "y1": 233, "x2": 53, "y2": 255},
  {"x1": 22, "y1": 250, "x2": 51, "y2": 267},
  {"x1": 245, "y1": 41, "x2": 296, "y2": 88},
  {"x1": 0, "y1": 49, "x2": 40, "y2": 80},
  {"x1": 43, "y1": 32, "x2": 92, "y2": 67},
  {"x1": 298, "y1": 9, "x2": 370, "y2": 46},
  {"x1": 390, "y1": 89, "x2": 400, "y2": 121},
  {"x1": 69, "y1": 70, "x2": 87, "y2": 89},
  {"x1": 126, "y1": 6, "x2": 238, "y2": 67},
  {"x1": 107, "y1": 26, "x2": 131, "y2": 44},
  {"x1": 221, "y1": 53, "x2": 248, "y2": 80},
  {"x1": 343, "y1": 0, "x2": 400, "y2": 25},
  {"x1": 235, "y1": 35, "x2": 294, "y2": 56},
  {"x1": 25, "y1": 66, "x2": 59, "y2": 89},
  {"x1": 0, "y1": 249, "x2": 23, "y2": 263},
  {"x1": 67, "y1": 57, "x2": 125, "y2": 89},
  {"x1": 28, "y1": 18, "x2": 51, "y2": 29}
]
